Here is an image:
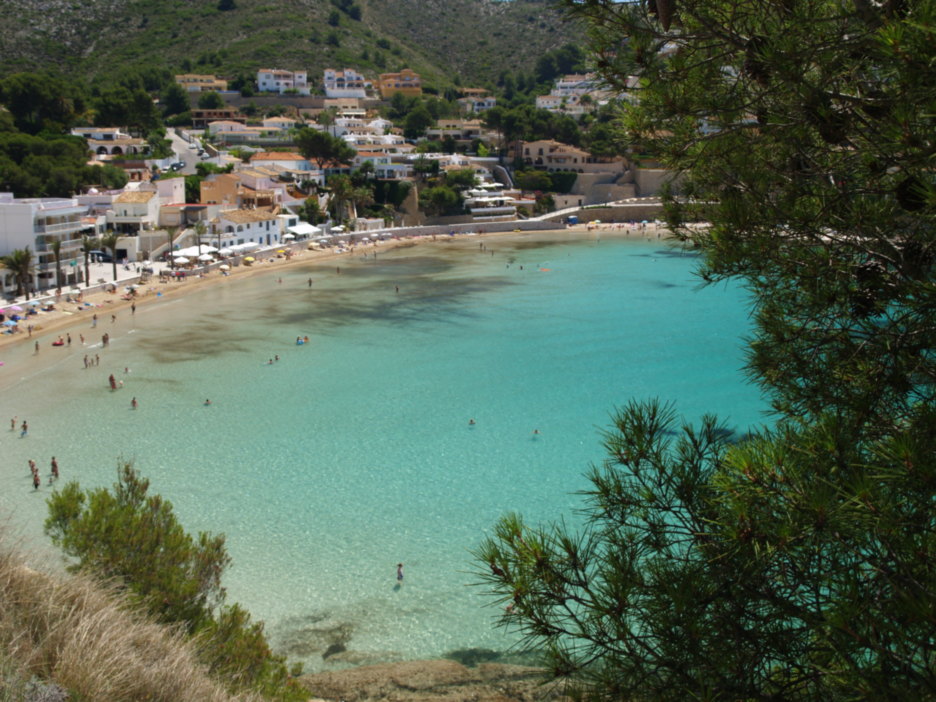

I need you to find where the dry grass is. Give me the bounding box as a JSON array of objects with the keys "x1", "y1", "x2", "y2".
[{"x1": 0, "y1": 541, "x2": 271, "y2": 702}]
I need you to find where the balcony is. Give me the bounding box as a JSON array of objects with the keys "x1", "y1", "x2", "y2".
[{"x1": 35, "y1": 220, "x2": 86, "y2": 236}]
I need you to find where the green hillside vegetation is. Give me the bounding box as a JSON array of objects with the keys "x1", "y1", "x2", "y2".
[
  {"x1": 0, "y1": 0, "x2": 579, "y2": 91},
  {"x1": 37, "y1": 462, "x2": 308, "y2": 701}
]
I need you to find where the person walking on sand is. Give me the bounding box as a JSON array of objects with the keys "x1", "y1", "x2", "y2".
[
  {"x1": 92, "y1": 313, "x2": 97, "y2": 328},
  {"x1": 34, "y1": 341, "x2": 39, "y2": 354}
]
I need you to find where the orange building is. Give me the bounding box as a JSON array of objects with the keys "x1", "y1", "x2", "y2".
[{"x1": 378, "y1": 69, "x2": 422, "y2": 99}]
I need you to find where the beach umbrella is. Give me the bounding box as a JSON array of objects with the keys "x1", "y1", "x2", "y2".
[
  {"x1": 219, "y1": 247, "x2": 233, "y2": 256},
  {"x1": 243, "y1": 256, "x2": 255, "y2": 263},
  {"x1": 198, "y1": 253, "x2": 214, "y2": 262},
  {"x1": 2, "y1": 320, "x2": 17, "y2": 326},
  {"x1": 282, "y1": 233, "x2": 295, "y2": 240},
  {"x1": 218, "y1": 264, "x2": 230, "y2": 271},
  {"x1": 10, "y1": 305, "x2": 23, "y2": 312},
  {"x1": 29, "y1": 300, "x2": 41, "y2": 306},
  {"x1": 174, "y1": 257, "x2": 190, "y2": 265}
]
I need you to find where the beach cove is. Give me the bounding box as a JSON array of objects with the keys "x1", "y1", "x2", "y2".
[{"x1": 0, "y1": 227, "x2": 767, "y2": 674}]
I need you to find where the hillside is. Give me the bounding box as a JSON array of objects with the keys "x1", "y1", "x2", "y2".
[{"x1": 0, "y1": 0, "x2": 580, "y2": 89}]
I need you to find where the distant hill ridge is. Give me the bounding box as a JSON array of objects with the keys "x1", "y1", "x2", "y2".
[{"x1": 0, "y1": 0, "x2": 579, "y2": 88}]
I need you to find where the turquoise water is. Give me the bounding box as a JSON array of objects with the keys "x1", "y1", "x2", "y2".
[{"x1": 0, "y1": 231, "x2": 766, "y2": 671}]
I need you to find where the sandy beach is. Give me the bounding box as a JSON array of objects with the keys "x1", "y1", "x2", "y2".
[{"x1": 0, "y1": 222, "x2": 661, "y2": 356}]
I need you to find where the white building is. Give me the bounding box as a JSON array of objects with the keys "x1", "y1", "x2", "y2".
[
  {"x1": 0, "y1": 193, "x2": 92, "y2": 293},
  {"x1": 458, "y1": 95, "x2": 497, "y2": 113},
  {"x1": 107, "y1": 184, "x2": 160, "y2": 233},
  {"x1": 323, "y1": 68, "x2": 370, "y2": 98},
  {"x1": 72, "y1": 127, "x2": 149, "y2": 157},
  {"x1": 257, "y1": 69, "x2": 310, "y2": 95},
  {"x1": 535, "y1": 73, "x2": 614, "y2": 116},
  {"x1": 213, "y1": 208, "x2": 285, "y2": 249},
  {"x1": 463, "y1": 182, "x2": 519, "y2": 222},
  {"x1": 352, "y1": 152, "x2": 412, "y2": 180}
]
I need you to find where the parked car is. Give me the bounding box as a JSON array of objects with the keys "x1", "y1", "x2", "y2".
[
  {"x1": 88, "y1": 250, "x2": 113, "y2": 263},
  {"x1": 169, "y1": 161, "x2": 185, "y2": 171}
]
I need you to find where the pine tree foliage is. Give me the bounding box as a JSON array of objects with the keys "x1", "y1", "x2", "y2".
[{"x1": 476, "y1": 1, "x2": 936, "y2": 698}]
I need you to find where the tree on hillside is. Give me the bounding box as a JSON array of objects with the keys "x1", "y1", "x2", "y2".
[
  {"x1": 419, "y1": 185, "x2": 461, "y2": 217},
  {"x1": 45, "y1": 462, "x2": 306, "y2": 701},
  {"x1": 162, "y1": 81, "x2": 190, "y2": 117},
  {"x1": 46, "y1": 463, "x2": 228, "y2": 630},
  {"x1": 295, "y1": 127, "x2": 355, "y2": 171},
  {"x1": 403, "y1": 104, "x2": 433, "y2": 140},
  {"x1": 93, "y1": 86, "x2": 160, "y2": 135},
  {"x1": 197, "y1": 91, "x2": 225, "y2": 110},
  {"x1": 0, "y1": 73, "x2": 84, "y2": 135},
  {"x1": 515, "y1": 169, "x2": 552, "y2": 193},
  {"x1": 477, "y1": 0, "x2": 936, "y2": 698}
]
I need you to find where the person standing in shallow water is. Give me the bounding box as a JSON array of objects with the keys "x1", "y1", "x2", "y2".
[{"x1": 397, "y1": 563, "x2": 404, "y2": 583}]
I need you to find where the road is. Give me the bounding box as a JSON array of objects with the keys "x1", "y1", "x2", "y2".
[{"x1": 166, "y1": 130, "x2": 200, "y2": 176}]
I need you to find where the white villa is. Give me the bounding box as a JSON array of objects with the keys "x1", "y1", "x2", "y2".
[
  {"x1": 535, "y1": 73, "x2": 613, "y2": 116},
  {"x1": 323, "y1": 68, "x2": 370, "y2": 98},
  {"x1": 72, "y1": 127, "x2": 149, "y2": 157},
  {"x1": 257, "y1": 69, "x2": 310, "y2": 95},
  {"x1": 107, "y1": 184, "x2": 161, "y2": 233}
]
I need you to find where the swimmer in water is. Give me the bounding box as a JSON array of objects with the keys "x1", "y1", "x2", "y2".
[
  {"x1": 468, "y1": 419, "x2": 476, "y2": 426},
  {"x1": 204, "y1": 399, "x2": 211, "y2": 406}
]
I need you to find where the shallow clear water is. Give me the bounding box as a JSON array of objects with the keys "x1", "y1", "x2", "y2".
[{"x1": 0, "y1": 231, "x2": 766, "y2": 670}]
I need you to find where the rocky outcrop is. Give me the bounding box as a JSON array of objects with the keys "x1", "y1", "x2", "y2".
[{"x1": 300, "y1": 659, "x2": 571, "y2": 702}]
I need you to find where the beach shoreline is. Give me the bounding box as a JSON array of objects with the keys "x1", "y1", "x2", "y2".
[
  {"x1": 0, "y1": 225, "x2": 744, "y2": 698},
  {"x1": 0, "y1": 223, "x2": 661, "y2": 354}
]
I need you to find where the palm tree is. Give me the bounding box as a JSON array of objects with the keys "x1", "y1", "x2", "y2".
[
  {"x1": 166, "y1": 226, "x2": 180, "y2": 269},
  {"x1": 350, "y1": 185, "x2": 375, "y2": 223},
  {"x1": 0, "y1": 247, "x2": 35, "y2": 300},
  {"x1": 194, "y1": 219, "x2": 207, "y2": 258},
  {"x1": 50, "y1": 239, "x2": 63, "y2": 291},
  {"x1": 326, "y1": 175, "x2": 355, "y2": 224},
  {"x1": 80, "y1": 235, "x2": 100, "y2": 289},
  {"x1": 99, "y1": 230, "x2": 121, "y2": 282}
]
